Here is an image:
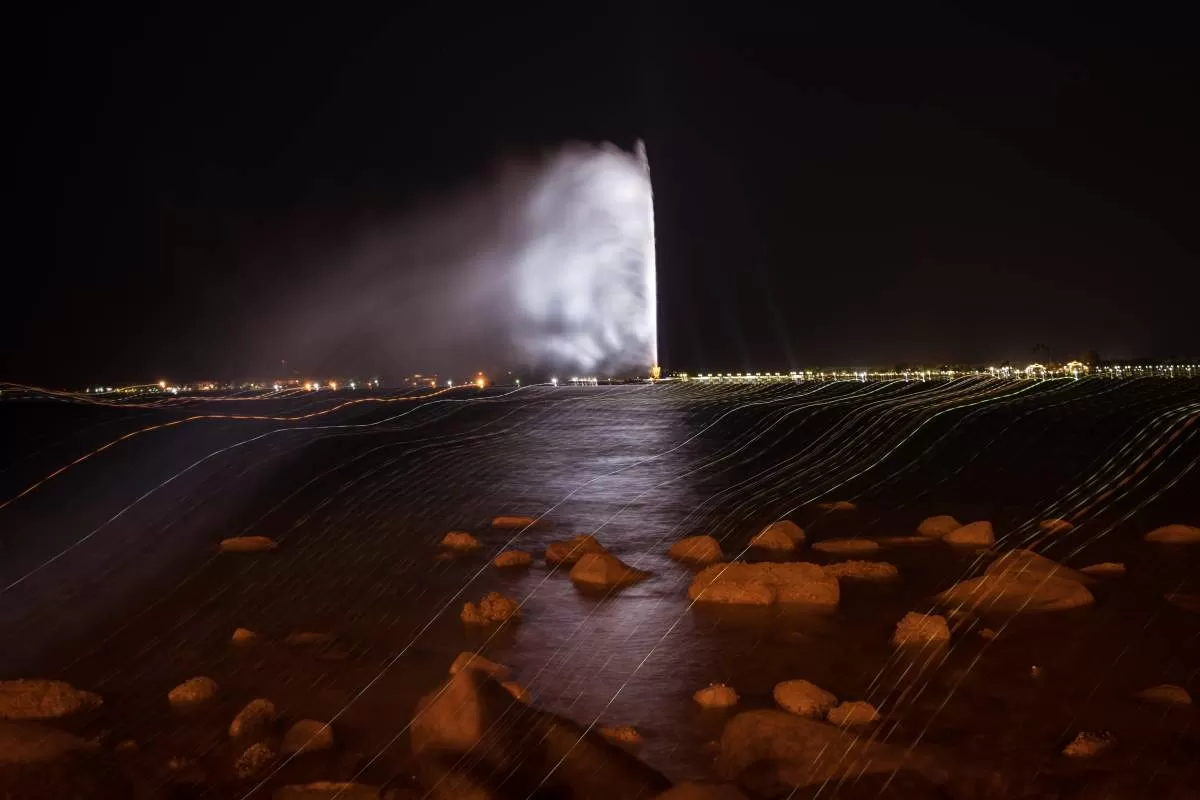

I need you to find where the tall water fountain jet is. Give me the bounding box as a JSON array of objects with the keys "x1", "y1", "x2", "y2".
[
  {"x1": 261, "y1": 141, "x2": 659, "y2": 379},
  {"x1": 511, "y1": 140, "x2": 659, "y2": 377},
  {"x1": 637, "y1": 140, "x2": 661, "y2": 379}
]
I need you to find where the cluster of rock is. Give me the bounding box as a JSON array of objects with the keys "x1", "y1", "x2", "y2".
[
  {"x1": 461, "y1": 591, "x2": 521, "y2": 625},
  {"x1": 915, "y1": 515, "x2": 996, "y2": 546},
  {"x1": 772, "y1": 679, "x2": 881, "y2": 728}
]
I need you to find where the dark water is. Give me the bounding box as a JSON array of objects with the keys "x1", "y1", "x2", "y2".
[{"x1": 1, "y1": 378, "x2": 1198, "y2": 797}]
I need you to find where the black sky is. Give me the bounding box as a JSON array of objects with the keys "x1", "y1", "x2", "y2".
[{"x1": 5, "y1": 3, "x2": 1197, "y2": 385}]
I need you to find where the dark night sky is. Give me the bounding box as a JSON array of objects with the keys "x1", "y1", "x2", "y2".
[{"x1": 4, "y1": 3, "x2": 1197, "y2": 385}]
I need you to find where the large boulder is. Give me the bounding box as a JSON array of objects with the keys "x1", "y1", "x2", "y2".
[
  {"x1": 411, "y1": 669, "x2": 671, "y2": 800},
  {"x1": 815, "y1": 500, "x2": 856, "y2": 512},
  {"x1": 545, "y1": 534, "x2": 607, "y2": 565},
  {"x1": 1145, "y1": 524, "x2": 1200, "y2": 544},
  {"x1": 688, "y1": 563, "x2": 839, "y2": 608},
  {"x1": 461, "y1": 592, "x2": 521, "y2": 625},
  {"x1": 825, "y1": 561, "x2": 897, "y2": 581},
  {"x1": 772, "y1": 680, "x2": 837, "y2": 719},
  {"x1": 985, "y1": 549, "x2": 1094, "y2": 585},
  {"x1": 0, "y1": 680, "x2": 101, "y2": 721},
  {"x1": 917, "y1": 515, "x2": 961, "y2": 538},
  {"x1": 891, "y1": 612, "x2": 950, "y2": 647},
  {"x1": 811, "y1": 538, "x2": 879, "y2": 555},
  {"x1": 569, "y1": 552, "x2": 650, "y2": 590},
  {"x1": 717, "y1": 710, "x2": 947, "y2": 790},
  {"x1": 936, "y1": 570, "x2": 1093, "y2": 613},
  {"x1": 943, "y1": 521, "x2": 995, "y2": 547},
  {"x1": 220, "y1": 535, "x2": 277, "y2": 553},
  {"x1": 668, "y1": 535, "x2": 724, "y2": 566}
]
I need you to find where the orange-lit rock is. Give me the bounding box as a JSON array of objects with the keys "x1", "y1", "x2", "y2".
[
  {"x1": 943, "y1": 521, "x2": 995, "y2": 547},
  {"x1": 219, "y1": 535, "x2": 277, "y2": 553},
  {"x1": 689, "y1": 562, "x2": 839, "y2": 608},
  {"x1": 772, "y1": 679, "x2": 837, "y2": 719},
  {"x1": 569, "y1": 552, "x2": 650, "y2": 589},
  {"x1": 493, "y1": 549, "x2": 534, "y2": 568},
  {"x1": 825, "y1": 560, "x2": 898, "y2": 581},
  {"x1": 917, "y1": 515, "x2": 961, "y2": 538},
  {"x1": 811, "y1": 538, "x2": 879, "y2": 555},
  {"x1": 0, "y1": 679, "x2": 101, "y2": 721},
  {"x1": 668, "y1": 535, "x2": 724, "y2": 566},
  {"x1": 1145, "y1": 524, "x2": 1200, "y2": 544},
  {"x1": 440, "y1": 531, "x2": 482, "y2": 551}
]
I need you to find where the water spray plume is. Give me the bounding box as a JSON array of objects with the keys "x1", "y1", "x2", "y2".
[{"x1": 268, "y1": 141, "x2": 659, "y2": 380}]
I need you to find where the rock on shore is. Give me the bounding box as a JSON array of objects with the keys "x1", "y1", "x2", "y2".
[
  {"x1": 569, "y1": 552, "x2": 650, "y2": 590},
  {"x1": 219, "y1": 535, "x2": 277, "y2": 553},
  {"x1": 1145, "y1": 524, "x2": 1200, "y2": 544},
  {"x1": 891, "y1": 612, "x2": 950, "y2": 647},
  {"x1": 440, "y1": 531, "x2": 482, "y2": 551},
  {"x1": 411, "y1": 669, "x2": 670, "y2": 799},
  {"x1": 0, "y1": 680, "x2": 101, "y2": 721},
  {"x1": 943, "y1": 521, "x2": 995, "y2": 547},
  {"x1": 493, "y1": 549, "x2": 534, "y2": 568},
  {"x1": 811, "y1": 538, "x2": 880, "y2": 555},
  {"x1": 694, "y1": 684, "x2": 739, "y2": 709},
  {"x1": 229, "y1": 698, "x2": 276, "y2": 740},
  {"x1": 936, "y1": 559, "x2": 1093, "y2": 613},
  {"x1": 825, "y1": 560, "x2": 898, "y2": 581},
  {"x1": 461, "y1": 592, "x2": 521, "y2": 624},
  {"x1": 688, "y1": 563, "x2": 839, "y2": 608},
  {"x1": 985, "y1": 549, "x2": 1094, "y2": 585},
  {"x1": 168, "y1": 677, "x2": 219, "y2": 709},
  {"x1": 668, "y1": 535, "x2": 724, "y2": 566},
  {"x1": 772, "y1": 680, "x2": 836, "y2": 719},
  {"x1": 917, "y1": 515, "x2": 961, "y2": 538}
]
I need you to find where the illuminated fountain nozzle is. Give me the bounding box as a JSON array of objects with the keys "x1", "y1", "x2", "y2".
[{"x1": 650, "y1": 364, "x2": 662, "y2": 381}]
